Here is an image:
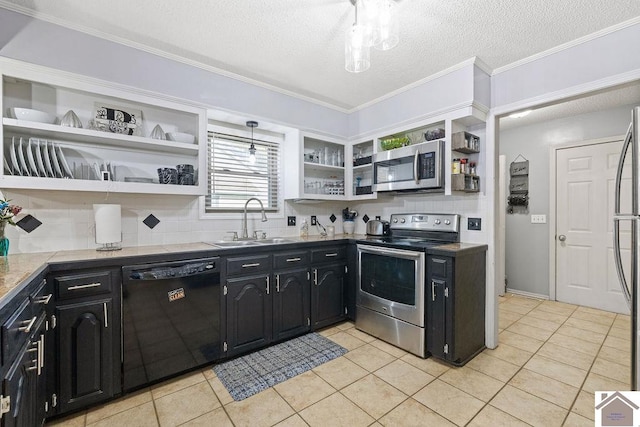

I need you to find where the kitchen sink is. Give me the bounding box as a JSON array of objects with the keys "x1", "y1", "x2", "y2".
[
  {"x1": 254, "y1": 238, "x2": 296, "y2": 244},
  {"x1": 207, "y1": 237, "x2": 296, "y2": 248},
  {"x1": 207, "y1": 240, "x2": 262, "y2": 248}
]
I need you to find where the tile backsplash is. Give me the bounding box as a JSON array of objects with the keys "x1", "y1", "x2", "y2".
[{"x1": 3, "y1": 190, "x2": 488, "y2": 254}]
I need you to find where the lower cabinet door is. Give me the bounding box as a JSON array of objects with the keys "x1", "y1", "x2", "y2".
[
  {"x1": 226, "y1": 275, "x2": 272, "y2": 357},
  {"x1": 56, "y1": 299, "x2": 114, "y2": 413},
  {"x1": 426, "y1": 279, "x2": 449, "y2": 360},
  {"x1": 2, "y1": 341, "x2": 38, "y2": 427},
  {"x1": 273, "y1": 268, "x2": 310, "y2": 341},
  {"x1": 311, "y1": 263, "x2": 345, "y2": 330}
]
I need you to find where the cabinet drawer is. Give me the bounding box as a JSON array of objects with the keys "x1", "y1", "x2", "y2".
[
  {"x1": 428, "y1": 256, "x2": 451, "y2": 278},
  {"x1": 273, "y1": 251, "x2": 310, "y2": 270},
  {"x1": 2, "y1": 298, "x2": 36, "y2": 365},
  {"x1": 227, "y1": 255, "x2": 271, "y2": 276},
  {"x1": 311, "y1": 247, "x2": 346, "y2": 264},
  {"x1": 55, "y1": 271, "x2": 113, "y2": 300}
]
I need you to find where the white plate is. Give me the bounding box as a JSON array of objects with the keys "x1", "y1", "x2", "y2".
[
  {"x1": 27, "y1": 138, "x2": 39, "y2": 177},
  {"x1": 57, "y1": 145, "x2": 73, "y2": 179},
  {"x1": 17, "y1": 137, "x2": 30, "y2": 177},
  {"x1": 9, "y1": 137, "x2": 20, "y2": 176},
  {"x1": 42, "y1": 140, "x2": 54, "y2": 178},
  {"x1": 34, "y1": 139, "x2": 46, "y2": 177},
  {"x1": 93, "y1": 162, "x2": 101, "y2": 180},
  {"x1": 50, "y1": 141, "x2": 63, "y2": 178},
  {"x1": 3, "y1": 157, "x2": 12, "y2": 175}
]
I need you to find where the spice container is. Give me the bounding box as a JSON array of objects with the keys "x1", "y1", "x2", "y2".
[
  {"x1": 460, "y1": 158, "x2": 468, "y2": 174},
  {"x1": 452, "y1": 158, "x2": 460, "y2": 174},
  {"x1": 470, "y1": 162, "x2": 477, "y2": 175}
]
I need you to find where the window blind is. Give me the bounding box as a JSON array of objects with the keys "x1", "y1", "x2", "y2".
[{"x1": 206, "y1": 131, "x2": 280, "y2": 212}]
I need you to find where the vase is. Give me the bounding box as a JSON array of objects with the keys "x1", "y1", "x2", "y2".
[
  {"x1": 0, "y1": 222, "x2": 9, "y2": 256},
  {"x1": 343, "y1": 220, "x2": 355, "y2": 235}
]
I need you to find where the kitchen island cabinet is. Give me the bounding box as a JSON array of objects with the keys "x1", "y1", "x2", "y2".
[{"x1": 426, "y1": 245, "x2": 487, "y2": 366}]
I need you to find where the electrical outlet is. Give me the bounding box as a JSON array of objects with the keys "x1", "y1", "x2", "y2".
[
  {"x1": 310, "y1": 216, "x2": 317, "y2": 226},
  {"x1": 531, "y1": 214, "x2": 547, "y2": 224},
  {"x1": 287, "y1": 216, "x2": 296, "y2": 226},
  {"x1": 468, "y1": 218, "x2": 481, "y2": 231}
]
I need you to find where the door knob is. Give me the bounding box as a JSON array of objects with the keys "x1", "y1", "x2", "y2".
[{"x1": 558, "y1": 235, "x2": 567, "y2": 242}]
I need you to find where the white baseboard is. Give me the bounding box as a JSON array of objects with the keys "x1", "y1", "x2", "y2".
[{"x1": 505, "y1": 288, "x2": 550, "y2": 301}]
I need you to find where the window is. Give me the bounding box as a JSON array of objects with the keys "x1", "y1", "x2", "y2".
[{"x1": 206, "y1": 128, "x2": 281, "y2": 212}]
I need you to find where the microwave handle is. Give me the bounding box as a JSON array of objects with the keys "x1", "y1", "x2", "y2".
[{"x1": 414, "y1": 149, "x2": 420, "y2": 184}]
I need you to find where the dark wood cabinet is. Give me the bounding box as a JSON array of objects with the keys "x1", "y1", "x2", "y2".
[
  {"x1": 56, "y1": 299, "x2": 115, "y2": 413},
  {"x1": 426, "y1": 249, "x2": 486, "y2": 366},
  {"x1": 52, "y1": 267, "x2": 121, "y2": 415},
  {"x1": 225, "y1": 274, "x2": 272, "y2": 357},
  {"x1": 311, "y1": 263, "x2": 346, "y2": 330},
  {"x1": 273, "y1": 268, "x2": 310, "y2": 341},
  {"x1": 1, "y1": 314, "x2": 46, "y2": 427}
]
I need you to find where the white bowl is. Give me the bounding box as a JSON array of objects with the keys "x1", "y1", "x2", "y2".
[
  {"x1": 8, "y1": 108, "x2": 56, "y2": 124},
  {"x1": 166, "y1": 132, "x2": 195, "y2": 144}
]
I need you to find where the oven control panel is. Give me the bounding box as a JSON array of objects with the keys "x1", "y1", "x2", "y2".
[{"x1": 389, "y1": 213, "x2": 459, "y2": 233}]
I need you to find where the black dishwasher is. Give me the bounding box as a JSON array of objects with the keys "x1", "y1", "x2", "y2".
[{"x1": 122, "y1": 257, "x2": 221, "y2": 391}]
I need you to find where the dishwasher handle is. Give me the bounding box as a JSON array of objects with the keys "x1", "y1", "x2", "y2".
[{"x1": 126, "y1": 258, "x2": 219, "y2": 281}]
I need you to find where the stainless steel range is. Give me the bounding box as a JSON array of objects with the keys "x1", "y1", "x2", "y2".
[{"x1": 356, "y1": 213, "x2": 460, "y2": 357}]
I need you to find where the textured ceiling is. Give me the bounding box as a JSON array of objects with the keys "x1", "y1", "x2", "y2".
[{"x1": 1, "y1": 0, "x2": 639, "y2": 111}]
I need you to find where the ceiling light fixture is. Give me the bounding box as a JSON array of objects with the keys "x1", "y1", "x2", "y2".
[
  {"x1": 345, "y1": 0, "x2": 398, "y2": 73},
  {"x1": 509, "y1": 110, "x2": 533, "y2": 119},
  {"x1": 246, "y1": 120, "x2": 258, "y2": 164}
]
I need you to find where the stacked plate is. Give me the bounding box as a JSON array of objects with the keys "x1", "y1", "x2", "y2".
[{"x1": 4, "y1": 137, "x2": 73, "y2": 178}]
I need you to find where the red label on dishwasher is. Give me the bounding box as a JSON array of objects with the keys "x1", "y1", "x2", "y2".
[{"x1": 168, "y1": 288, "x2": 185, "y2": 302}]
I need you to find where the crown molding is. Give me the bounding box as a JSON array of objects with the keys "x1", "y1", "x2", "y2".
[{"x1": 492, "y1": 16, "x2": 640, "y2": 76}]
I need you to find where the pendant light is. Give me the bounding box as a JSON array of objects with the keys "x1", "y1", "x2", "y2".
[
  {"x1": 345, "y1": 0, "x2": 371, "y2": 73},
  {"x1": 372, "y1": 0, "x2": 398, "y2": 51},
  {"x1": 345, "y1": 0, "x2": 399, "y2": 73},
  {"x1": 247, "y1": 120, "x2": 258, "y2": 164}
]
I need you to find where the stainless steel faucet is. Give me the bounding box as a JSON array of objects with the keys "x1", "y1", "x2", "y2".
[{"x1": 242, "y1": 197, "x2": 267, "y2": 239}]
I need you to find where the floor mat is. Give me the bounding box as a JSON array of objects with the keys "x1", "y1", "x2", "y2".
[{"x1": 213, "y1": 332, "x2": 348, "y2": 401}]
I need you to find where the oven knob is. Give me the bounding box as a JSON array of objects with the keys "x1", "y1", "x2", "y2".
[
  {"x1": 434, "y1": 219, "x2": 441, "y2": 225},
  {"x1": 393, "y1": 219, "x2": 398, "y2": 223},
  {"x1": 400, "y1": 218, "x2": 406, "y2": 223},
  {"x1": 444, "y1": 219, "x2": 451, "y2": 225}
]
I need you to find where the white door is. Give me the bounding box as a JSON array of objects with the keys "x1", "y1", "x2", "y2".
[{"x1": 556, "y1": 140, "x2": 631, "y2": 314}]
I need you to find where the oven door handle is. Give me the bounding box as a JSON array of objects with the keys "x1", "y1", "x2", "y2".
[
  {"x1": 358, "y1": 244, "x2": 423, "y2": 259},
  {"x1": 414, "y1": 149, "x2": 420, "y2": 184}
]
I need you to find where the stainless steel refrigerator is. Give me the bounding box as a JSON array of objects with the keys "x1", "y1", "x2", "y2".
[{"x1": 614, "y1": 106, "x2": 640, "y2": 390}]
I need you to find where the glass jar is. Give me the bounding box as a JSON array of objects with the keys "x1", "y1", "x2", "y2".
[{"x1": 452, "y1": 158, "x2": 460, "y2": 174}]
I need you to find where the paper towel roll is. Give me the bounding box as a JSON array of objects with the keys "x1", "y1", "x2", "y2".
[{"x1": 93, "y1": 204, "x2": 121, "y2": 244}]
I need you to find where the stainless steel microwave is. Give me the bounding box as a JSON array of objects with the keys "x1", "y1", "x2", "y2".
[{"x1": 372, "y1": 140, "x2": 444, "y2": 192}]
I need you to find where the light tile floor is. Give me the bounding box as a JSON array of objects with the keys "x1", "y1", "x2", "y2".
[{"x1": 47, "y1": 294, "x2": 630, "y2": 426}]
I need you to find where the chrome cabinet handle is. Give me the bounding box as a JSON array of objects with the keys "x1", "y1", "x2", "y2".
[
  {"x1": 25, "y1": 360, "x2": 39, "y2": 372},
  {"x1": 313, "y1": 269, "x2": 318, "y2": 285},
  {"x1": 276, "y1": 274, "x2": 280, "y2": 293},
  {"x1": 103, "y1": 303, "x2": 108, "y2": 328},
  {"x1": 35, "y1": 294, "x2": 52, "y2": 305},
  {"x1": 242, "y1": 263, "x2": 261, "y2": 268},
  {"x1": 325, "y1": 253, "x2": 338, "y2": 257},
  {"x1": 39, "y1": 334, "x2": 44, "y2": 373},
  {"x1": 558, "y1": 235, "x2": 566, "y2": 242},
  {"x1": 19, "y1": 316, "x2": 37, "y2": 333},
  {"x1": 266, "y1": 276, "x2": 270, "y2": 295},
  {"x1": 67, "y1": 282, "x2": 101, "y2": 291},
  {"x1": 431, "y1": 281, "x2": 436, "y2": 301},
  {"x1": 286, "y1": 257, "x2": 301, "y2": 262}
]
